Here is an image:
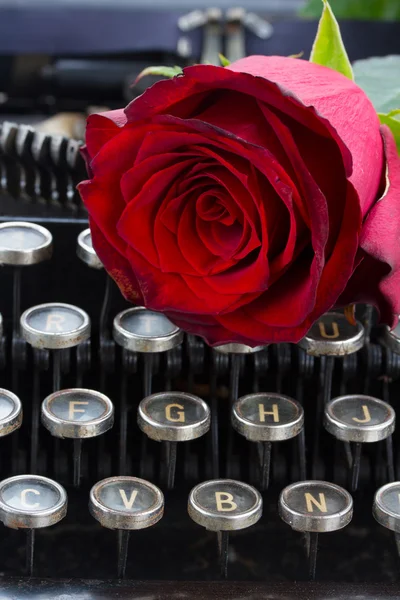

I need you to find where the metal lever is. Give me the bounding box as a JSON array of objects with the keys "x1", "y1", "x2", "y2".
[
  {"x1": 178, "y1": 8, "x2": 223, "y2": 65},
  {"x1": 226, "y1": 8, "x2": 274, "y2": 63}
]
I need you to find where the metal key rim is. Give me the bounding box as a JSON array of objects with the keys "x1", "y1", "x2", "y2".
[
  {"x1": 373, "y1": 482, "x2": 400, "y2": 533},
  {"x1": 324, "y1": 395, "x2": 396, "y2": 443},
  {"x1": 213, "y1": 343, "x2": 266, "y2": 354},
  {"x1": 113, "y1": 307, "x2": 183, "y2": 353},
  {"x1": 279, "y1": 480, "x2": 353, "y2": 533},
  {"x1": 89, "y1": 476, "x2": 164, "y2": 531},
  {"x1": 138, "y1": 392, "x2": 211, "y2": 442},
  {"x1": 0, "y1": 475, "x2": 67, "y2": 529},
  {"x1": 20, "y1": 303, "x2": 90, "y2": 349},
  {"x1": 0, "y1": 388, "x2": 23, "y2": 436},
  {"x1": 232, "y1": 393, "x2": 304, "y2": 442},
  {"x1": 0, "y1": 222, "x2": 53, "y2": 266},
  {"x1": 299, "y1": 312, "x2": 365, "y2": 356},
  {"x1": 76, "y1": 228, "x2": 103, "y2": 270},
  {"x1": 188, "y1": 479, "x2": 263, "y2": 532},
  {"x1": 41, "y1": 388, "x2": 114, "y2": 439}
]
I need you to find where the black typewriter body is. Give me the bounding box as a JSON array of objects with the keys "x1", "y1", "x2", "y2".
[
  {"x1": 1, "y1": 5, "x2": 400, "y2": 599},
  {"x1": 1, "y1": 187, "x2": 400, "y2": 600}
]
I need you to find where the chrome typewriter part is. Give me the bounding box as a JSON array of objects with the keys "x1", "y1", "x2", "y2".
[
  {"x1": 1, "y1": 192, "x2": 400, "y2": 598},
  {"x1": 2, "y1": 8, "x2": 400, "y2": 597}
]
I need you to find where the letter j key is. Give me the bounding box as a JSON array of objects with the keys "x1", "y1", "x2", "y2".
[{"x1": 324, "y1": 395, "x2": 395, "y2": 491}]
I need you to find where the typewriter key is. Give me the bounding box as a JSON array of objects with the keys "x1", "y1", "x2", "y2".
[
  {"x1": 0, "y1": 388, "x2": 22, "y2": 436},
  {"x1": 42, "y1": 389, "x2": 114, "y2": 487},
  {"x1": 324, "y1": 395, "x2": 395, "y2": 491},
  {"x1": 89, "y1": 476, "x2": 164, "y2": 578},
  {"x1": 0, "y1": 474, "x2": 67, "y2": 575},
  {"x1": 138, "y1": 392, "x2": 210, "y2": 489},
  {"x1": 76, "y1": 228, "x2": 103, "y2": 270},
  {"x1": 188, "y1": 479, "x2": 262, "y2": 578},
  {"x1": 300, "y1": 312, "x2": 365, "y2": 357},
  {"x1": 21, "y1": 303, "x2": 91, "y2": 390},
  {"x1": 0, "y1": 221, "x2": 52, "y2": 266},
  {"x1": 114, "y1": 307, "x2": 183, "y2": 355},
  {"x1": 279, "y1": 480, "x2": 353, "y2": 580},
  {"x1": 373, "y1": 481, "x2": 400, "y2": 557},
  {"x1": 0, "y1": 222, "x2": 53, "y2": 388},
  {"x1": 232, "y1": 393, "x2": 305, "y2": 489},
  {"x1": 299, "y1": 312, "x2": 365, "y2": 478}
]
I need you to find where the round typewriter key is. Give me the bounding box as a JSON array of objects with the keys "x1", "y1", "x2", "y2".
[
  {"x1": 0, "y1": 221, "x2": 52, "y2": 266},
  {"x1": 373, "y1": 481, "x2": 400, "y2": 532},
  {"x1": 299, "y1": 312, "x2": 365, "y2": 357},
  {"x1": 21, "y1": 303, "x2": 90, "y2": 350},
  {"x1": 299, "y1": 312, "x2": 365, "y2": 479},
  {"x1": 232, "y1": 393, "x2": 305, "y2": 489},
  {"x1": 21, "y1": 303, "x2": 91, "y2": 391},
  {"x1": 0, "y1": 474, "x2": 67, "y2": 575},
  {"x1": 89, "y1": 476, "x2": 164, "y2": 578},
  {"x1": 0, "y1": 222, "x2": 53, "y2": 381},
  {"x1": 373, "y1": 481, "x2": 400, "y2": 560},
  {"x1": 0, "y1": 388, "x2": 22, "y2": 436},
  {"x1": 324, "y1": 395, "x2": 395, "y2": 491},
  {"x1": 279, "y1": 480, "x2": 353, "y2": 580},
  {"x1": 76, "y1": 228, "x2": 103, "y2": 270},
  {"x1": 113, "y1": 307, "x2": 183, "y2": 354},
  {"x1": 42, "y1": 388, "x2": 114, "y2": 487},
  {"x1": 138, "y1": 392, "x2": 210, "y2": 489},
  {"x1": 188, "y1": 479, "x2": 262, "y2": 578}
]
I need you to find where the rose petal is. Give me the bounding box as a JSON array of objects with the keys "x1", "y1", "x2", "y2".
[{"x1": 338, "y1": 126, "x2": 400, "y2": 327}]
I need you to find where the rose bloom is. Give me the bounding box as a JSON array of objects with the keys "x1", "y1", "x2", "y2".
[{"x1": 79, "y1": 56, "x2": 400, "y2": 346}]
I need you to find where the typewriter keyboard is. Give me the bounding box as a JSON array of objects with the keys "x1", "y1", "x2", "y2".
[{"x1": 1, "y1": 217, "x2": 400, "y2": 599}]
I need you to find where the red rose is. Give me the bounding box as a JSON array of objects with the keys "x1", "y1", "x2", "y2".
[{"x1": 79, "y1": 56, "x2": 400, "y2": 346}]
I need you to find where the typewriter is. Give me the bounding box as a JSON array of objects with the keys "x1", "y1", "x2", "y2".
[{"x1": 1, "y1": 4, "x2": 400, "y2": 599}]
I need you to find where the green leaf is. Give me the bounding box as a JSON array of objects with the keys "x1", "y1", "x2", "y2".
[
  {"x1": 353, "y1": 55, "x2": 400, "y2": 114},
  {"x1": 379, "y1": 110, "x2": 400, "y2": 153},
  {"x1": 135, "y1": 65, "x2": 183, "y2": 84},
  {"x1": 218, "y1": 54, "x2": 231, "y2": 67},
  {"x1": 309, "y1": 0, "x2": 354, "y2": 80}
]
